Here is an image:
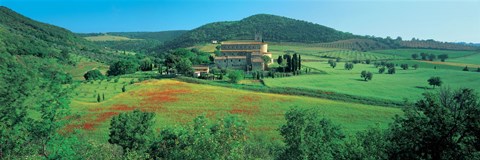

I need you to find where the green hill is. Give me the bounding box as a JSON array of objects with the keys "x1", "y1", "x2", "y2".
[
  {"x1": 157, "y1": 14, "x2": 360, "y2": 51},
  {"x1": 156, "y1": 14, "x2": 478, "y2": 53},
  {"x1": 0, "y1": 6, "x2": 89, "y2": 63},
  {"x1": 1, "y1": 6, "x2": 139, "y2": 67},
  {"x1": 78, "y1": 31, "x2": 187, "y2": 54}
]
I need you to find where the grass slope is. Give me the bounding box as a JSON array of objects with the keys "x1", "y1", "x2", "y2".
[
  {"x1": 69, "y1": 79, "x2": 401, "y2": 142},
  {"x1": 84, "y1": 35, "x2": 139, "y2": 41},
  {"x1": 264, "y1": 61, "x2": 480, "y2": 102}
]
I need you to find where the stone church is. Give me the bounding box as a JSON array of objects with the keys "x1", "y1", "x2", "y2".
[{"x1": 214, "y1": 35, "x2": 272, "y2": 71}]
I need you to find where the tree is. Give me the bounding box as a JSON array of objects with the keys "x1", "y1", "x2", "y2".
[
  {"x1": 413, "y1": 64, "x2": 419, "y2": 70},
  {"x1": 284, "y1": 54, "x2": 292, "y2": 72},
  {"x1": 428, "y1": 54, "x2": 436, "y2": 61},
  {"x1": 387, "y1": 88, "x2": 480, "y2": 159},
  {"x1": 277, "y1": 56, "x2": 283, "y2": 65},
  {"x1": 109, "y1": 109, "x2": 155, "y2": 152},
  {"x1": 164, "y1": 54, "x2": 179, "y2": 74},
  {"x1": 387, "y1": 67, "x2": 396, "y2": 74},
  {"x1": 365, "y1": 59, "x2": 371, "y2": 64},
  {"x1": 280, "y1": 108, "x2": 344, "y2": 159},
  {"x1": 278, "y1": 56, "x2": 287, "y2": 72},
  {"x1": 420, "y1": 53, "x2": 427, "y2": 60},
  {"x1": 342, "y1": 126, "x2": 388, "y2": 160},
  {"x1": 477, "y1": 67, "x2": 480, "y2": 72},
  {"x1": 360, "y1": 71, "x2": 373, "y2": 81},
  {"x1": 292, "y1": 54, "x2": 298, "y2": 72},
  {"x1": 298, "y1": 54, "x2": 302, "y2": 71},
  {"x1": 227, "y1": 70, "x2": 244, "y2": 83},
  {"x1": 344, "y1": 63, "x2": 354, "y2": 70},
  {"x1": 379, "y1": 67, "x2": 386, "y2": 74},
  {"x1": 97, "y1": 93, "x2": 101, "y2": 102},
  {"x1": 0, "y1": 54, "x2": 76, "y2": 159},
  {"x1": 262, "y1": 55, "x2": 271, "y2": 68},
  {"x1": 102, "y1": 93, "x2": 105, "y2": 101},
  {"x1": 107, "y1": 60, "x2": 139, "y2": 76},
  {"x1": 83, "y1": 69, "x2": 105, "y2": 81},
  {"x1": 463, "y1": 66, "x2": 469, "y2": 71},
  {"x1": 149, "y1": 114, "x2": 248, "y2": 159},
  {"x1": 411, "y1": 53, "x2": 419, "y2": 59},
  {"x1": 400, "y1": 64, "x2": 409, "y2": 70},
  {"x1": 330, "y1": 62, "x2": 337, "y2": 68},
  {"x1": 427, "y1": 76, "x2": 442, "y2": 88},
  {"x1": 122, "y1": 85, "x2": 126, "y2": 92},
  {"x1": 438, "y1": 54, "x2": 449, "y2": 62},
  {"x1": 175, "y1": 58, "x2": 193, "y2": 75},
  {"x1": 139, "y1": 58, "x2": 153, "y2": 71}
]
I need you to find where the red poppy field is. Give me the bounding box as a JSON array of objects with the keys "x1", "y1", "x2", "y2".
[{"x1": 70, "y1": 79, "x2": 401, "y2": 142}]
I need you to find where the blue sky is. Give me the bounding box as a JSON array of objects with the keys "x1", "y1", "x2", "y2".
[{"x1": 1, "y1": 0, "x2": 479, "y2": 43}]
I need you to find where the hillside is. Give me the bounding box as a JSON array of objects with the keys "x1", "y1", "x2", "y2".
[
  {"x1": 78, "y1": 30, "x2": 187, "y2": 54},
  {"x1": 155, "y1": 14, "x2": 478, "y2": 53},
  {"x1": 0, "y1": 6, "x2": 87, "y2": 62},
  {"x1": 1, "y1": 6, "x2": 141, "y2": 68},
  {"x1": 156, "y1": 14, "x2": 360, "y2": 51}
]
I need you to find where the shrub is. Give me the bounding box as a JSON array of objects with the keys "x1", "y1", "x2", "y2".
[
  {"x1": 83, "y1": 69, "x2": 105, "y2": 81},
  {"x1": 227, "y1": 70, "x2": 244, "y2": 83}
]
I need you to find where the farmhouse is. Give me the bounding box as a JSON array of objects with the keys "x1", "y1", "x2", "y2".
[
  {"x1": 214, "y1": 37, "x2": 272, "y2": 71},
  {"x1": 192, "y1": 65, "x2": 209, "y2": 77}
]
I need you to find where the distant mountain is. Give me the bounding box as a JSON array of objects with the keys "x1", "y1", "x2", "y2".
[
  {"x1": 155, "y1": 14, "x2": 478, "y2": 52},
  {"x1": 77, "y1": 30, "x2": 188, "y2": 54},
  {"x1": 157, "y1": 14, "x2": 360, "y2": 51},
  {"x1": 77, "y1": 30, "x2": 188, "y2": 43},
  {"x1": 454, "y1": 42, "x2": 480, "y2": 47}
]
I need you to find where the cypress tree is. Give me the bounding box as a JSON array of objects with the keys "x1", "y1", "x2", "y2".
[
  {"x1": 102, "y1": 93, "x2": 105, "y2": 101},
  {"x1": 97, "y1": 94, "x2": 101, "y2": 102},
  {"x1": 298, "y1": 54, "x2": 302, "y2": 71},
  {"x1": 122, "y1": 85, "x2": 126, "y2": 92},
  {"x1": 292, "y1": 54, "x2": 298, "y2": 72}
]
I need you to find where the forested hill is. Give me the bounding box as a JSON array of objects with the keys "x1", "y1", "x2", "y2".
[
  {"x1": 0, "y1": 6, "x2": 95, "y2": 63},
  {"x1": 156, "y1": 14, "x2": 478, "y2": 53},
  {"x1": 157, "y1": 14, "x2": 360, "y2": 51},
  {"x1": 78, "y1": 30, "x2": 188, "y2": 42}
]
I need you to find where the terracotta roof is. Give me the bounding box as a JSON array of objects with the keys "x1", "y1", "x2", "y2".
[
  {"x1": 214, "y1": 56, "x2": 247, "y2": 60},
  {"x1": 221, "y1": 41, "x2": 266, "y2": 45},
  {"x1": 221, "y1": 50, "x2": 260, "y2": 52},
  {"x1": 252, "y1": 58, "x2": 264, "y2": 63},
  {"x1": 192, "y1": 66, "x2": 209, "y2": 69}
]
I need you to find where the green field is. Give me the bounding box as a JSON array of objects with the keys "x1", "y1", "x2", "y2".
[
  {"x1": 269, "y1": 43, "x2": 399, "y2": 61},
  {"x1": 65, "y1": 55, "x2": 109, "y2": 80},
  {"x1": 448, "y1": 52, "x2": 480, "y2": 65},
  {"x1": 263, "y1": 61, "x2": 480, "y2": 102},
  {"x1": 84, "y1": 34, "x2": 140, "y2": 41},
  {"x1": 371, "y1": 49, "x2": 479, "y2": 59},
  {"x1": 69, "y1": 79, "x2": 401, "y2": 142}
]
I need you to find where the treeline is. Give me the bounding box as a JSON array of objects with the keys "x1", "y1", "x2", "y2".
[{"x1": 276, "y1": 53, "x2": 302, "y2": 73}]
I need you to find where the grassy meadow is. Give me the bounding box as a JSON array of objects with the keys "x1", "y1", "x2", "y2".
[
  {"x1": 264, "y1": 61, "x2": 480, "y2": 102},
  {"x1": 67, "y1": 42, "x2": 479, "y2": 146},
  {"x1": 69, "y1": 78, "x2": 401, "y2": 143},
  {"x1": 84, "y1": 34, "x2": 140, "y2": 41}
]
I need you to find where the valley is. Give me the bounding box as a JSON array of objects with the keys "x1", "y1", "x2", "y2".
[{"x1": 1, "y1": 4, "x2": 479, "y2": 159}]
